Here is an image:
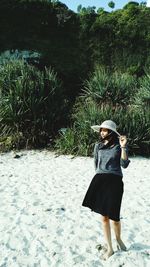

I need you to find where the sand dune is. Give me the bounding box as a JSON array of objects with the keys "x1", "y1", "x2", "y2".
[{"x1": 0, "y1": 150, "x2": 150, "y2": 267}]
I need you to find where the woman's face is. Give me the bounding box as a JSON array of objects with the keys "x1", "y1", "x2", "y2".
[{"x1": 100, "y1": 128, "x2": 109, "y2": 139}]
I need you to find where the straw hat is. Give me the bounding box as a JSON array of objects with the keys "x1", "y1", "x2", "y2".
[{"x1": 91, "y1": 120, "x2": 120, "y2": 136}]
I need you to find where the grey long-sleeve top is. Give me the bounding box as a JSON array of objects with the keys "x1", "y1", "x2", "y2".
[{"x1": 94, "y1": 143, "x2": 130, "y2": 177}]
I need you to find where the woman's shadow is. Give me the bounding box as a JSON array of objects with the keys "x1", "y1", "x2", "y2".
[{"x1": 129, "y1": 242, "x2": 150, "y2": 256}]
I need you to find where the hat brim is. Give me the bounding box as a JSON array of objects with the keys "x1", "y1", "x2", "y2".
[{"x1": 91, "y1": 125, "x2": 120, "y2": 136}]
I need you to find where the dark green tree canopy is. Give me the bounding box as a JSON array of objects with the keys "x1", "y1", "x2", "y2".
[{"x1": 108, "y1": 1, "x2": 115, "y2": 9}]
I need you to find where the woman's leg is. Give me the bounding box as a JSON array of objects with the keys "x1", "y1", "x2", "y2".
[
  {"x1": 111, "y1": 220, "x2": 127, "y2": 251},
  {"x1": 101, "y1": 215, "x2": 114, "y2": 259}
]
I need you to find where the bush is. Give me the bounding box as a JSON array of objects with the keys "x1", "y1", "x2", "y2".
[
  {"x1": 55, "y1": 99, "x2": 100, "y2": 156},
  {"x1": 55, "y1": 67, "x2": 150, "y2": 156},
  {"x1": 82, "y1": 66, "x2": 137, "y2": 107},
  {"x1": 55, "y1": 127, "x2": 77, "y2": 155},
  {"x1": 133, "y1": 73, "x2": 150, "y2": 108},
  {"x1": 55, "y1": 100, "x2": 150, "y2": 156},
  {"x1": 0, "y1": 60, "x2": 67, "y2": 149}
]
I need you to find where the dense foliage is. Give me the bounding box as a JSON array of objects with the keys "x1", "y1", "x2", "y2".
[
  {"x1": 55, "y1": 67, "x2": 150, "y2": 156},
  {"x1": 1, "y1": 1, "x2": 150, "y2": 83},
  {"x1": 0, "y1": 1, "x2": 150, "y2": 155},
  {"x1": 0, "y1": 60, "x2": 67, "y2": 149}
]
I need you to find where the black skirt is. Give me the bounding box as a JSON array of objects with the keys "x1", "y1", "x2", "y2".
[{"x1": 82, "y1": 173, "x2": 124, "y2": 221}]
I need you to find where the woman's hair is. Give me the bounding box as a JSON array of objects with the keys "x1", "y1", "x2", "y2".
[{"x1": 99, "y1": 129, "x2": 119, "y2": 145}]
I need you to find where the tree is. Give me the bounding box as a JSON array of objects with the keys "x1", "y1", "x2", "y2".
[
  {"x1": 78, "y1": 6, "x2": 96, "y2": 15},
  {"x1": 97, "y1": 7, "x2": 105, "y2": 14},
  {"x1": 77, "y1": 4, "x2": 82, "y2": 13},
  {"x1": 140, "y1": 2, "x2": 147, "y2": 7},
  {"x1": 108, "y1": 1, "x2": 115, "y2": 9},
  {"x1": 123, "y1": 1, "x2": 139, "y2": 9}
]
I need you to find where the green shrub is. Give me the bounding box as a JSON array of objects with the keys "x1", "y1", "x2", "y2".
[
  {"x1": 55, "y1": 127, "x2": 77, "y2": 155},
  {"x1": 55, "y1": 67, "x2": 150, "y2": 156},
  {"x1": 0, "y1": 60, "x2": 66, "y2": 149},
  {"x1": 55, "y1": 99, "x2": 150, "y2": 156},
  {"x1": 133, "y1": 73, "x2": 150, "y2": 108},
  {"x1": 82, "y1": 66, "x2": 137, "y2": 107},
  {"x1": 0, "y1": 132, "x2": 25, "y2": 152}
]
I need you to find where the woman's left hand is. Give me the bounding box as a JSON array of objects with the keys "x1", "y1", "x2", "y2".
[{"x1": 119, "y1": 135, "x2": 127, "y2": 147}]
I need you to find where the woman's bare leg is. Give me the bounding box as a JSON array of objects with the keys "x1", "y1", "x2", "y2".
[
  {"x1": 101, "y1": 216, "x2": 114, "y2": 259},
  {"x1": 111, "y1": 220, "x2": 127, "y2": 251}
]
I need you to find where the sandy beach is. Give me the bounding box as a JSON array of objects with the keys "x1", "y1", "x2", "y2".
[{"x1": 0, "y1": 150, "x2": 150, "y2": 267}]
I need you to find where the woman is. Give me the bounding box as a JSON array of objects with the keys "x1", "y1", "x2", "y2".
[{"x1": 82, "y1": 120, "x2": 130, "y2": 260}]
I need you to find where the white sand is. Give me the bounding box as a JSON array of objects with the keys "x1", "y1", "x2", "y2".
[{"x1": 0, "y1": 150, "x2": 150, "y2": 267}]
